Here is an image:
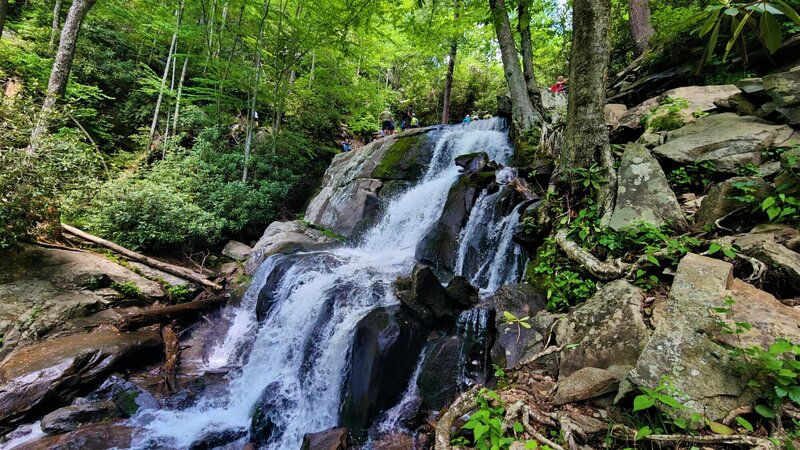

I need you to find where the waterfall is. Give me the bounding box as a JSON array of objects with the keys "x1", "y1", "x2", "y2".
[{"x1": 131, "y1": 118, "x2": 522, "y2": 450}]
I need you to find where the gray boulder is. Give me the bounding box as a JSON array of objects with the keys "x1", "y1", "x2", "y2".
[
  {"x1": 417, "y1": 336, "x2": 464, "y2": 410},
  {"x1": 651, "y1": 113, "x2": 786, "y2": 173},
  {"x1": 627, "y1": 253, "x2": 800, "y2": 421},
  {"x1": 735, "y1": 232, "x2": 800, "y2": 293},
  {"x1": 454, "y1": 152, "x2": 490, "y2": 174},
  {"x1": 556, "y1": 280, "x2": 649, "y2": 379},
  {"x1": 693, "y1": 177, "x2": 772, "y2": 230},
  {"x1": 763, "y1": 68, "x2": 800, "y2": 124},
  {"x1": 10, "y1": 421, "x2": 134, "y2": 450},
  {"x1": 221, "y1": 240, "x2": 252, "y2": 261},
  {"x1": 488, "y1": 284, "x2": 553, "y2": 370},
  {"x1": 554, "y1": 367, "x2": 620, "y2": 405},
  {"x1": 40, "y1": 400, "x2": 121, "y2": 434},
  {"x1": 609, "y1": 143, "x2": 687, "y2": 231},
  {"x1": 300, "y1": 427, "x2": 348, "y2": 450},
  {"x1": 245, "y1": 220, "x2": 337, "y2": 274}
]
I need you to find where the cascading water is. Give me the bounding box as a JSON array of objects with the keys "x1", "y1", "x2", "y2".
[{"x1": 131, "y1": 118, "x2": 522, "y2": 450}]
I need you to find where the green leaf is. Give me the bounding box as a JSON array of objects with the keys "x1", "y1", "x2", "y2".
[
  {"x1": 773, "y1": 0, "x2": 800, "y2": 25},
  {"x1": 659, "y1": 395, "x2": 684, "y2": 409},
  {"x1": 633, "y1": 395, "x2": 655, "y2": 411},
  {"x1": 635, "y1": 425, "x2": 652, "y2": 440},
  {"x1": 767, "y1": 206, "x2": 781, "y2": 221},
  {"x1": 788, "y1": 386, "x2": 800, "y2": 404},
  {"x1": 473, "y1": 422, "x2": 489, "y2": 441},
  {"x1": 699, "y1": 9, "x2": 721, "y2": 36},
  {"x1": 724, "y1": 8, "x2": 755, "y2": 61},
  {"x1": 646, "y1": 254, "x2": 660, "y2": 266},
  {"x1": 520, "y1": 322, "x2": 532, "y2": 329},
  {"x1": 503, "y1": 311, "x2": 516, "y2": 321},
  {"x1": 513, "y1": 421, "x2": 524, "y2": 433},
  {"x1": 709, "y1": 421, "x2": 736, "y2": 435},
  {"x1": 755, "y1": 404, "x2": 776, "y2": 418},
  {"x1": 724, "y1": 7, "x2": 739, "y2": 15},
  {"x1": 762, "y1": 196, "x2": 776, "y2": 210},
  {"x1": 524, "y1": 441, "x2": 539, "y2": 449},
  {"x1": 736, "y1": 416, "x2": 754, "y2": 432},
  {"x1": 708, "y1": 243, "x2": 722, "y2": 254},
  {"x1": 759, "y1": 11, "x2": 782, "y2": 53}
]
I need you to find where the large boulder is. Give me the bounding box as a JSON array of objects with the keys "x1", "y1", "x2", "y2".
[
  {"x1": 609, "y1": 97, "x2": 659, "y2": 143},
  {"x1": 395, "y1": 265, "x2": 475, "y2": 326},
  {"x1": 609, "y1": 143, "x2": 687, "y2": 231},
  {"x1": 734, "y1": 232, "x2": 800, "y2": 293},
  {"x1": 300, "y1": 427, "x2": 348, "y2": 450},
  {"x1": 651, "y1": 113, "x2": 787, "y2": 173},
  {"x1": 489, "y1": 284, "x2": 553, "y2": 370},
  {"x1": 417, "y1": 336, "x2": 464, "y2": 411},
  {"x1": 305, "y1": 129, "x2": 436, "y2": 237},
  {"x1": 9, "y1": 421, "x2": 134, "y2": 450},
  {"x1": 0, "y1": 245, "x2": 165, "y2": 357},
  {"x1": 556, "y1": 280, "x2": 649, "y2": 379},
  {"x1": 89, "y1": 375, "x2": 160, "y2": 417},
  {"x1": 245, "y1": 220, "x2": 337, "y2": 274},
  {"x1": 221, "y1": 240, "x2": 252, "y2": 261},
  {"x1": 693, "y1": 177, "x2": 772, "y2": 230},
  {"x1": 554, "y1": 367, "x2": 620, "y2": 405},
  {"x1": 339, "y1": 305, "x2": 428, "y2": 431},
  {"x1": 763, "y1": 68, "x2": 800, "y2": 124},
  {"x1": 627, "y1": 253, "x2": 800, "y2": 421},
  {"x1": 0, "y1": 329, "x2": 162, "y2": 427},
  {"x1": 40, "y1": 401, "x2": 121, "y2": 434}
]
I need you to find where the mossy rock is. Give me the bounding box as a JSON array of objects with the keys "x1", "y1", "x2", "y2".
[{"x1": 371, "y1": 134, "x2": 430, "y2": 181}]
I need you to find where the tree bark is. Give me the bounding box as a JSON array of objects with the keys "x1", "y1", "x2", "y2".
[
  {"x1": 49, "y1": 0, "x2": 62, "y2": 51},
  {"x1": 517, "y1": 0, "x2": 544, "y2": 115},
  {"x1": 628, "y1": 0, "x2": 654, "y2": 58},
  {"x1": 488, "y1": 0, "x2": 539, "y2": 133},
  {"x1": 0, "y1": 0, "x2": 8, "y2": 41},
  {"x1": 147, "y1": 0, "x2": 184, "y2": 148},
  {"x1": 442, "y1": 40, "x2": 457, "y2": 124},
  {"x1": 558, "y1": 0, "x2": 616, "y2": 217},
  {"x1": 172, "y1": 56, "x2": 188, "y2": 133},
  {"x1": 242, "y1": 0, "x2": 270, "y2": 183},
  {"x1": 117, "y1": 292, "x2": 228, "y2": 331},
  {"x1": 29, "y1": 0, "x2": 98, "y2": 149}
]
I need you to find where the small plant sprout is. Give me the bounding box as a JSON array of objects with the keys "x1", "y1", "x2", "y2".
[{"x1": 501, "y1": 311, "x2": 532, "y2": 343}]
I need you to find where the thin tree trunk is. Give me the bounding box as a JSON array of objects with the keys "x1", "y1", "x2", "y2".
[
  {"x1": 30, "y1": 0, "x2": 98, "y2": 149},
  {"x1": 628, "y1": 0, "x2": 654, "y2": 58},
  {"x1": 148, "y1": 0, "x2": 184, "y2": 147},
  {"x1": 308, "y1": 50, "x2": 315, "y2": 87},
  {"x1": 559, "y1": 0, "x2": 616, "y2": 219},
  {"x1": 488, "y1": 0, "x2": 539, "y2": 133},
  {"x1": 242, "y1": 0, "x2": 271, "y2": 183},
  {"x1": 517, "y1": 0, "x2": 544, "y2": 115},
  {"x1": 172, "y1": 56, "x2": 188, "y2": 133},
  {"x1": 48, "y1": 0, "x2": 62, "y2": 51},
  {"x1": 442, "y1": 40, "x2": 457, "y2": 124},
  {"x1": 0, "y1": 0, "x2": 8, "y2": 41}
]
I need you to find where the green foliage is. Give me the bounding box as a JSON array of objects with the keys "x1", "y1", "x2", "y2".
[
  {"x1": 527, "y1": 238, "x2": 597, "y2": 311},
  {"x1": 500, "y1": 311, "x2": 533, "y2": 343},
  {"x1": 166, "y1": 284, "x2": 191, "y2": 303},
  {"x1": 111, "y1": 281, "x2": 145, "y2": 299},
  {"x1": 646, "y1": 97, "x2": 690, "y2": 132},
  {"x1": 666, "y1": 160, "x2": 719, "y2": 194}
]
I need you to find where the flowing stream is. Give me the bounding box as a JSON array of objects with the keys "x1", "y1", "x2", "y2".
[{"x1": 131, "y1": 118, "x2": 523, "y2": 449}]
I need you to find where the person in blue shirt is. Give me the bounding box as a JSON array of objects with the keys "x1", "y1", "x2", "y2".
[{"x1": 462, "y1": 115, "x2": 471, "y2": 124}]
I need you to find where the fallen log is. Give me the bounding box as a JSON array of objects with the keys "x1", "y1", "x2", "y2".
[
  {"x1": 159, "y1": 324, "x2": 179, "y2": 395},
  {"x1": 554, "y1": 229, "x2": 629, "y2": 280},
  {"x1": 116, "y1": 292, "x2": 227, "y2": 331},
  {"x1": 61, "y1": 223, "x2": 222, "y2": 290}
]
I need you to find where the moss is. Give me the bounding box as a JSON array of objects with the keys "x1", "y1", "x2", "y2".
[
  {"x1": 114, "y1": 390, "x2": 141, "y2": 416},
  {"x1": 111, "y1": 280, "x2": 145, "y2": 299},
  {"x1": 372, "y1": 134, "x2": 427, "y2": 180}
]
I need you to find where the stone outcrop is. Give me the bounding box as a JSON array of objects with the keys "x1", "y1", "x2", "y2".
[
  {"x1": 554, "y1": 367, "x2": 620, "y2": 405},
  {"x1": 609, "y1": 143, "x2": 687, "y2": 231},
  {"x1": 0, "y1": 328, "x2": 162, "y2": 427},
  {"x1": 245, "y1": 220, "x2": 337, "y2": 274},
  {"x1": 489, "y1": 284, "x2": 554, "y2": 370},
  {"x1": 735, "y1": 232, "x2": 800, "y2": 293},
  {"x1": 221, "y1": 240, "x2": 252, "y2": 261},
  {"x1": 0, "y1": 245, "x2": 166, "y2": 357},
  {"x1": 10, "y1": 421, "x2": 135, "y2": 450},
  {"x1": 300, "y1": 427, "x2": 348, "y2": 450},
  {"x1": 40, "y1": 401, "x2": 121, "y2": 434},
  {"x1": 417, "y1": 336, "x2": 464, "y2": 410},
  {"x1": 627, "y1": 253, "x2": 800, "y2": 421},
  {"x1": 693, "y1": 177, "x2": 772, "y2": 229},
  {"x1": 394, "y1": 265, "x2": 477, "y2": 326},
  {"x1": 556, "y1": 280, "x2": 649, "y2": 379},
  {"x1": 762, "y1": 68, "x2": 800, "y2": 124},
  {"x1": 651, "y1": 113, "x2": 786, "y2": 173}
]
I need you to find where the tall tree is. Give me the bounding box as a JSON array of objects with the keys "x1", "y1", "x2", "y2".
[
  {"x1": 517, "y1": 0, "x2": 543, "y2": 113},
  {"x1": 628, "y1": 0, "x2": 654, "y2": 57},
  {"x1": 488, "y1": 0, "x2": 540, "y2": 133},
  {"x1": 441, "y1": 1, "x2": 459, "y2": 125},
  {"x1": 242, "y1": 0, "x2": 271, "y2": 183},
  {"x1": 30, "y1": 0, "x2": 98, "y2": 148},
  {"x1": 559, "y1": 0, "x2": 616, "y2": 217},
  {"x1": 49, "y1": 0, "x2": 63, "y2": 52},
  {"x1": 148, "y1": 0, "x2": 185, "y2": 147},
  {"x1": 0, "y1": 0, "x2": 8, "y2": 41}
]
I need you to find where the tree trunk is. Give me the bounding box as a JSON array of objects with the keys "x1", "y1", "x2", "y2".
[
  {"x1": 0, "y1": 0, "x2": 8, "y2": 41},
  {"x1": 488, "y1": 0, "x2": 539, "y2": 133},
  {"x1": 29, "y1": 0, "x2": 98, "y2": 149},
  {"x1": 442, "y1": 40, "x2": 457, "y2": 124},
  {"x1": 242, "y1": 0, "x2": 270, "y2": 183},
  {"x1": 517, "y1": 0, "x2": 544, "y2": 115},
  {"x1": 559, "y1": 0, "x2": 616, "y2": 218},
  {"x1": 147, "y1": 0, "x2": 184, "y2": 147},
  {"x1": 172, "y1": 56, "x2": 188, "y2": 133},
  {"x1": 628, "y1": 0, "x2": 654, "y2": 58},
  {"x1": 49, "y1": 0, "x2": 62, "y2": 51}
]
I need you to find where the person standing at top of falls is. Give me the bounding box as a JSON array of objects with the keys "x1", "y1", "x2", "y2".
[
  {"x1": 379, "y1": 108, "x2": 395, "y2": 136},
  {"x1": 410, "y1": 113, "x2": 419, "y2": 128},
  {"x1": 462, "y1": 114, "x2": 471, "y2": 124},
  {"x1": 549, "y1": 76, "x2": 568, "y2": 94}
]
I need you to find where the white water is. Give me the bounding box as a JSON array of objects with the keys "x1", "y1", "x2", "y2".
[{"x1": 131, "y1": 119, "x2": 517, "y2": 450}]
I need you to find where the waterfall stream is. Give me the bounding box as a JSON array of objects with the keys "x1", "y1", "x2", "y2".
[{"x1": 131, "y1": 118, "x2": 524, "y2": 450}]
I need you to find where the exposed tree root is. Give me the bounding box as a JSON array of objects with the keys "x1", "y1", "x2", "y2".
[
  {"x1": 435, "y1": 386, "x2": 481, "y2": 450},
  {"x1": 503, "y1": 402, "x2": 564, "y2": 450},
  {"x1": 723, "y1": 405, "x2": 754, "y2": 425},
  {"x1": 737, "y1": 253, "x2": 767, "y2": 283},
  {"x1": 555, "y1": 229, "x2": 629, "y2": 280},
  {"x1": 517, "y1": 344, "x2": 563, "y2": 368},
  {"x1": 612, "y1": 424, "x2": 777, "y2": 449}
]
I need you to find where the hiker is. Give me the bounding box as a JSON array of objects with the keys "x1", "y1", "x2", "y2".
[
  {"x1": 379, "y1": 109, "x2": 395, "y2": 135},
  {"x1": 401, "y1": 105, "x2": 414, "y2": 130},
  {"x1": 549, "y1": 76, "x2": 567, "y2": 94},
  {"x1": 462, "y1": 115, "x2": 471, "y2": 124},
  {"x1": 410, "y1": 113, "x2": 419, "y2": 128},
  {"x1": 341, "y1": 139, "x2": 352, "y2": 152}
]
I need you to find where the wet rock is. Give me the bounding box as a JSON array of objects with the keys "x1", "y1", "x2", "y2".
[
  {"x1": 404, "y1": 265, "x2": 470, "y2": 324},
  {"x1": 554, "y1": 367, "x2": 620, "y2": 405},
  {"x1": 446, "y1": 276, "x2": 480, "y2": 308},
  {"x1": 627, "y1": 253, "x2": 800, "y2": 421},
  {"x1": 736, "y1": 77, "x2": 769, "y2": 99},
  {"x1": 88, "y1": 375, "x2": 160, "y2": 417},
  {"x1": 714, "y1": 92, "x2": 759, "y2": 116},
  {"x1": 340, "y1": 306, "x2": 427, "y2": 431},
  {"x1": 249, "y1": 382, "x2": 288, "y2": 446},
  {"x1": 245, "y1": 221, "x2": 337, "y2": 274},
  {"x1": 189, "y1": 428, "x2": 247, "y2": 450},
  {"x1": 457, "y1": 306, "x2": 495, "y2": 385},
  {"x1": 0, "y1": 329, "x2": 162, "y2": 427},
  {"x1": 417, "y1": 336, "x2": 464, "y2": 411},
  {"x1": 556, "y1": 280, "x2": 649, "y2": 379},
  {"x1": 222, "y1": 240, "x2": 252, "y2": 261},
  {"x1": 300, "y1": 427, "x2": 347, "y2": 450},
  {"x1": 488, "y1": 284, "x2": 553, "y2": 370},
  {"x1": 40, "y1": 401, "x2": 120, "y2": 434},
  {"x1": 305, "y1": 178, "x2": 383, "y2": 238},
  {"x1": 9, "y1": 421, "x2": 134, "y2": 450},
  {"x1": 454, "y1": 152, "x2": 489, "y2": 174},
  {"x1": 651, "y1": 113, "x2": 786, "y2": 173},
  {"x1": 693, "y1": 177, "x2": 772, "y2": 230},
  {"x1": 371, "y1": 431, "x2": 415, "y2": 450},
  {"x1": 609, "y1": 143, "x2": 687, "y2": 231},
  {"x1": 735, "y1": 232, "x2": 800, "y2": 293}
]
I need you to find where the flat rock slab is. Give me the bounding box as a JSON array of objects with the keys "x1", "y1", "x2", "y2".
[
  {"x1": 609, "y1": 143, "x2": 687, "y2": 231},
  {"x1": 245, "y1": 220, "x2": 337, "y2": 274},
  {"x1": 9, "y1": 421, "x2": 135, "y2": 450},
  {"x1": 735, "y1": 232, "x2": 800, "y2": 293},
  {"x1": 221, "y1": 240, "x2": 253, "y2": 261},
  {"x1": 651, "y1": 113, "x2": 786, "y2": 173},
  {"x1": 0, "y1": 328, "x2": 162, "y2": 427},
  {"x1": 554, "y1": 367, "x2": 620, "y2": 405},
  {"x1": 693, "y1": 177, "x2": 772, "y2": 229}
]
